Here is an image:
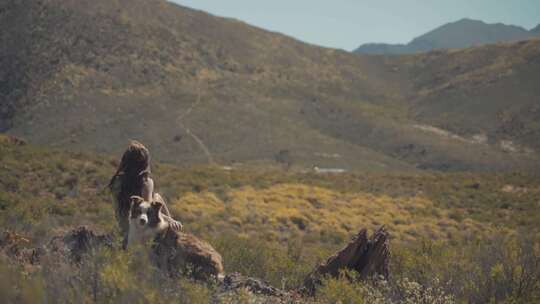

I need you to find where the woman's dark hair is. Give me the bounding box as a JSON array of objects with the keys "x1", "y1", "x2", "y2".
[{"x1": 109, "y1": 141, "x2": 151, "y2": 219}]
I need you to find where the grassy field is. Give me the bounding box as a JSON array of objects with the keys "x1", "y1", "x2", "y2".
[{"x1": 1, "y1": 134, "x2": 539, "y2": 303}]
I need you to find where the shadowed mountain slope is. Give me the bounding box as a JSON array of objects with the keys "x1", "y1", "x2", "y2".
[
  {"x1": 355, "y1": 19, "x2": 540, "y2": 55},
  {"x1": 399, "y1": 40, "x2": 540, "y2": 154},
  {"x1": 1, "y1": 0, "x2": 539, "y2": 171}
]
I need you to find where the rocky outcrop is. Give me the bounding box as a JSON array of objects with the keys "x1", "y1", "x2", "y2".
[
  {"x1": 0, "y1": 134, "x2": 27, "y2": 146},
  {"x1": 47, "y1": 226, "x2": 113, "y2": 263},
  {"x1": 0, "y1": 230, "x2": 44, "y2": 266},
  {"x1": 1, "y1": 226, "x2": 390, "y2": 298},
  {"x1": 0, "y1": 227, "x2": 112, "y2": 267},
  {"x1": 152, "y1": 228, "x2": 224, "y2": 281},
  {"x1": 221, "y1": 272, "x2": 288, "y2": 297},
  {"x1": 1, "y1": 226, "x2": 224, "y2": 281},
  {"x1": 302, "y1": 226, "x2": 390, "y2": 295}
]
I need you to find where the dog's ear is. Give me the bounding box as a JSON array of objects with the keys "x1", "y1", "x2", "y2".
[
  {"x1": 151, "y1": 201, "x2": 163, "y2": 212},
  {"x1": 130, "y1": 196, "x2": 144, "y2": 208}
]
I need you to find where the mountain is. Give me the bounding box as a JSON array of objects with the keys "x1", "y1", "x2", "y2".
[
  {"x1": 398, "y1": 39, "x2": 540, "y2": 156},
  {"x1": 1, "y1": 0, "x2": 540, "y2": 172},
  {"x1": 532, "y1": 24, "x2": 540, "y2": 33},
  {"x1": 355, "y1": 18, "x2": 540, "y2": 54}
]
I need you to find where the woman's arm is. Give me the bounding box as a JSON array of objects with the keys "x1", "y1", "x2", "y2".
[
  {"x1": 162, "y1": 214, "x2": 183, "y2": 230},
  {"x1": 141, "y1": 175, "x2": 154, "y2": 203},
  {"x1": 153, "y1": 192, "x2": 182, "y2": 230},
  {"x1": 160, "y1": 201, "x2": 173, "y2": 217}
]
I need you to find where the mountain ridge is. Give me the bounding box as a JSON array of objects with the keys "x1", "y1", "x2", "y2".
[{"x1": 355, "y1": 18, "x2": 540, "y2": 54}]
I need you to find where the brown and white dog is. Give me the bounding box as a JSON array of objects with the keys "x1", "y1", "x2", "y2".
[
  {"x1": 127, "y1": 196, "x2": 224, "y2": 280},
  {"x1": 127, "y1": 196, "x2": 169, "y2": 247}
]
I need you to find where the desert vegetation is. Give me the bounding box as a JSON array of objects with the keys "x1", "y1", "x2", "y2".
[{"x1": 1, "y1": 135, "x2": 539, "y2": 303}]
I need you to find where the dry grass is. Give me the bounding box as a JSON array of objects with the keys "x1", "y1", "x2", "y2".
[
  {"x1": 171, "y1": 183, "x2": 492, "y2": 244},
  {"x1": 1, "y1": 136, "x2": 540, "y2": 302}
]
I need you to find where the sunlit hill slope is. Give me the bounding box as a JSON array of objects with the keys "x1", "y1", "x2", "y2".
[{"x1": 1, "y1": 0, "x2": 540, "y2": 171}]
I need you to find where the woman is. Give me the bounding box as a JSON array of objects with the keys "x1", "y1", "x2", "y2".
[{"x1": 109, "y1": 141, "x2": 182, "y2": 248}]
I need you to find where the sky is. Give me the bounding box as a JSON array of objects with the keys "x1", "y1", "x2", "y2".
[{"x1": 170, "y1": 0, "x2": 540, "y2": 51}]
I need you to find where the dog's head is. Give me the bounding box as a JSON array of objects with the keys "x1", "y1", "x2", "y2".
[{"x1": 129, "y1": 196, "x2": 165, "y2": 229}]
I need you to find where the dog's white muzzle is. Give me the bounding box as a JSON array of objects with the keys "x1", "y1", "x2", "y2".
[{"x1": 139, "y1": 214, "x2": 148, "y2": 226}]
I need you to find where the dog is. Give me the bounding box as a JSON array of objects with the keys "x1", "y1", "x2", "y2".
[
  {"x1": 127, "y1": 196, "x2": 224, "y2": 280},
  {"x1": 127, "y1": 196, "x2": 169, "y2": 248}
]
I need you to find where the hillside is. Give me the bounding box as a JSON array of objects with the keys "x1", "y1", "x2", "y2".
[
  {"x1": 0, "y1": 0, "x2": 412, "y2": 170},
  {"x1": 1, "y1": 0, "x2": 540, "y2": 172},
  {"x1": 355, "y1": 18, "x2": 540, "y2": 55},
  {"x1": 399, "y1": 39, "x2": 540, "y2": 154}
]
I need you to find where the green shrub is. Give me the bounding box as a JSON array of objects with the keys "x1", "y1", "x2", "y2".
[
  {"x1": 316, "y1": 271, "x2": 371, "y2": 304},
  {"x1": 391, "y1": 233, "x2": 540, "y2": 303},
  {"x1": 212, "y1": 233, "x2": 319, "y2": 289},
  {"x1": 316, "y1": 270, "x2": 455, "y2": 304}
]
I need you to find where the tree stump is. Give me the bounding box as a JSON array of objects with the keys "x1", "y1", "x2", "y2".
[{"x1": 302, "y1": 226, "x2": 390, "y2": 295}]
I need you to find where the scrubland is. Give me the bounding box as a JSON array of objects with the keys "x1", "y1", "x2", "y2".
[{"x1": 1, "y1": 135, "x2": 539, "y2": 303}]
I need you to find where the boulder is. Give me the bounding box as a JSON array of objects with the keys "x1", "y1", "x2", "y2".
[
  {"x1": 48, "y1": 226, "x2": 113, "y2": 263},
  {"x1": 221, "y1": 272, "x2": 287, "y2": 297},
  {"x1": 152, "y1": 228, "x2": 224, "y2": 281},
  {"x1": 0, "y1": 227, "x2": 113, "y2": 270}
]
